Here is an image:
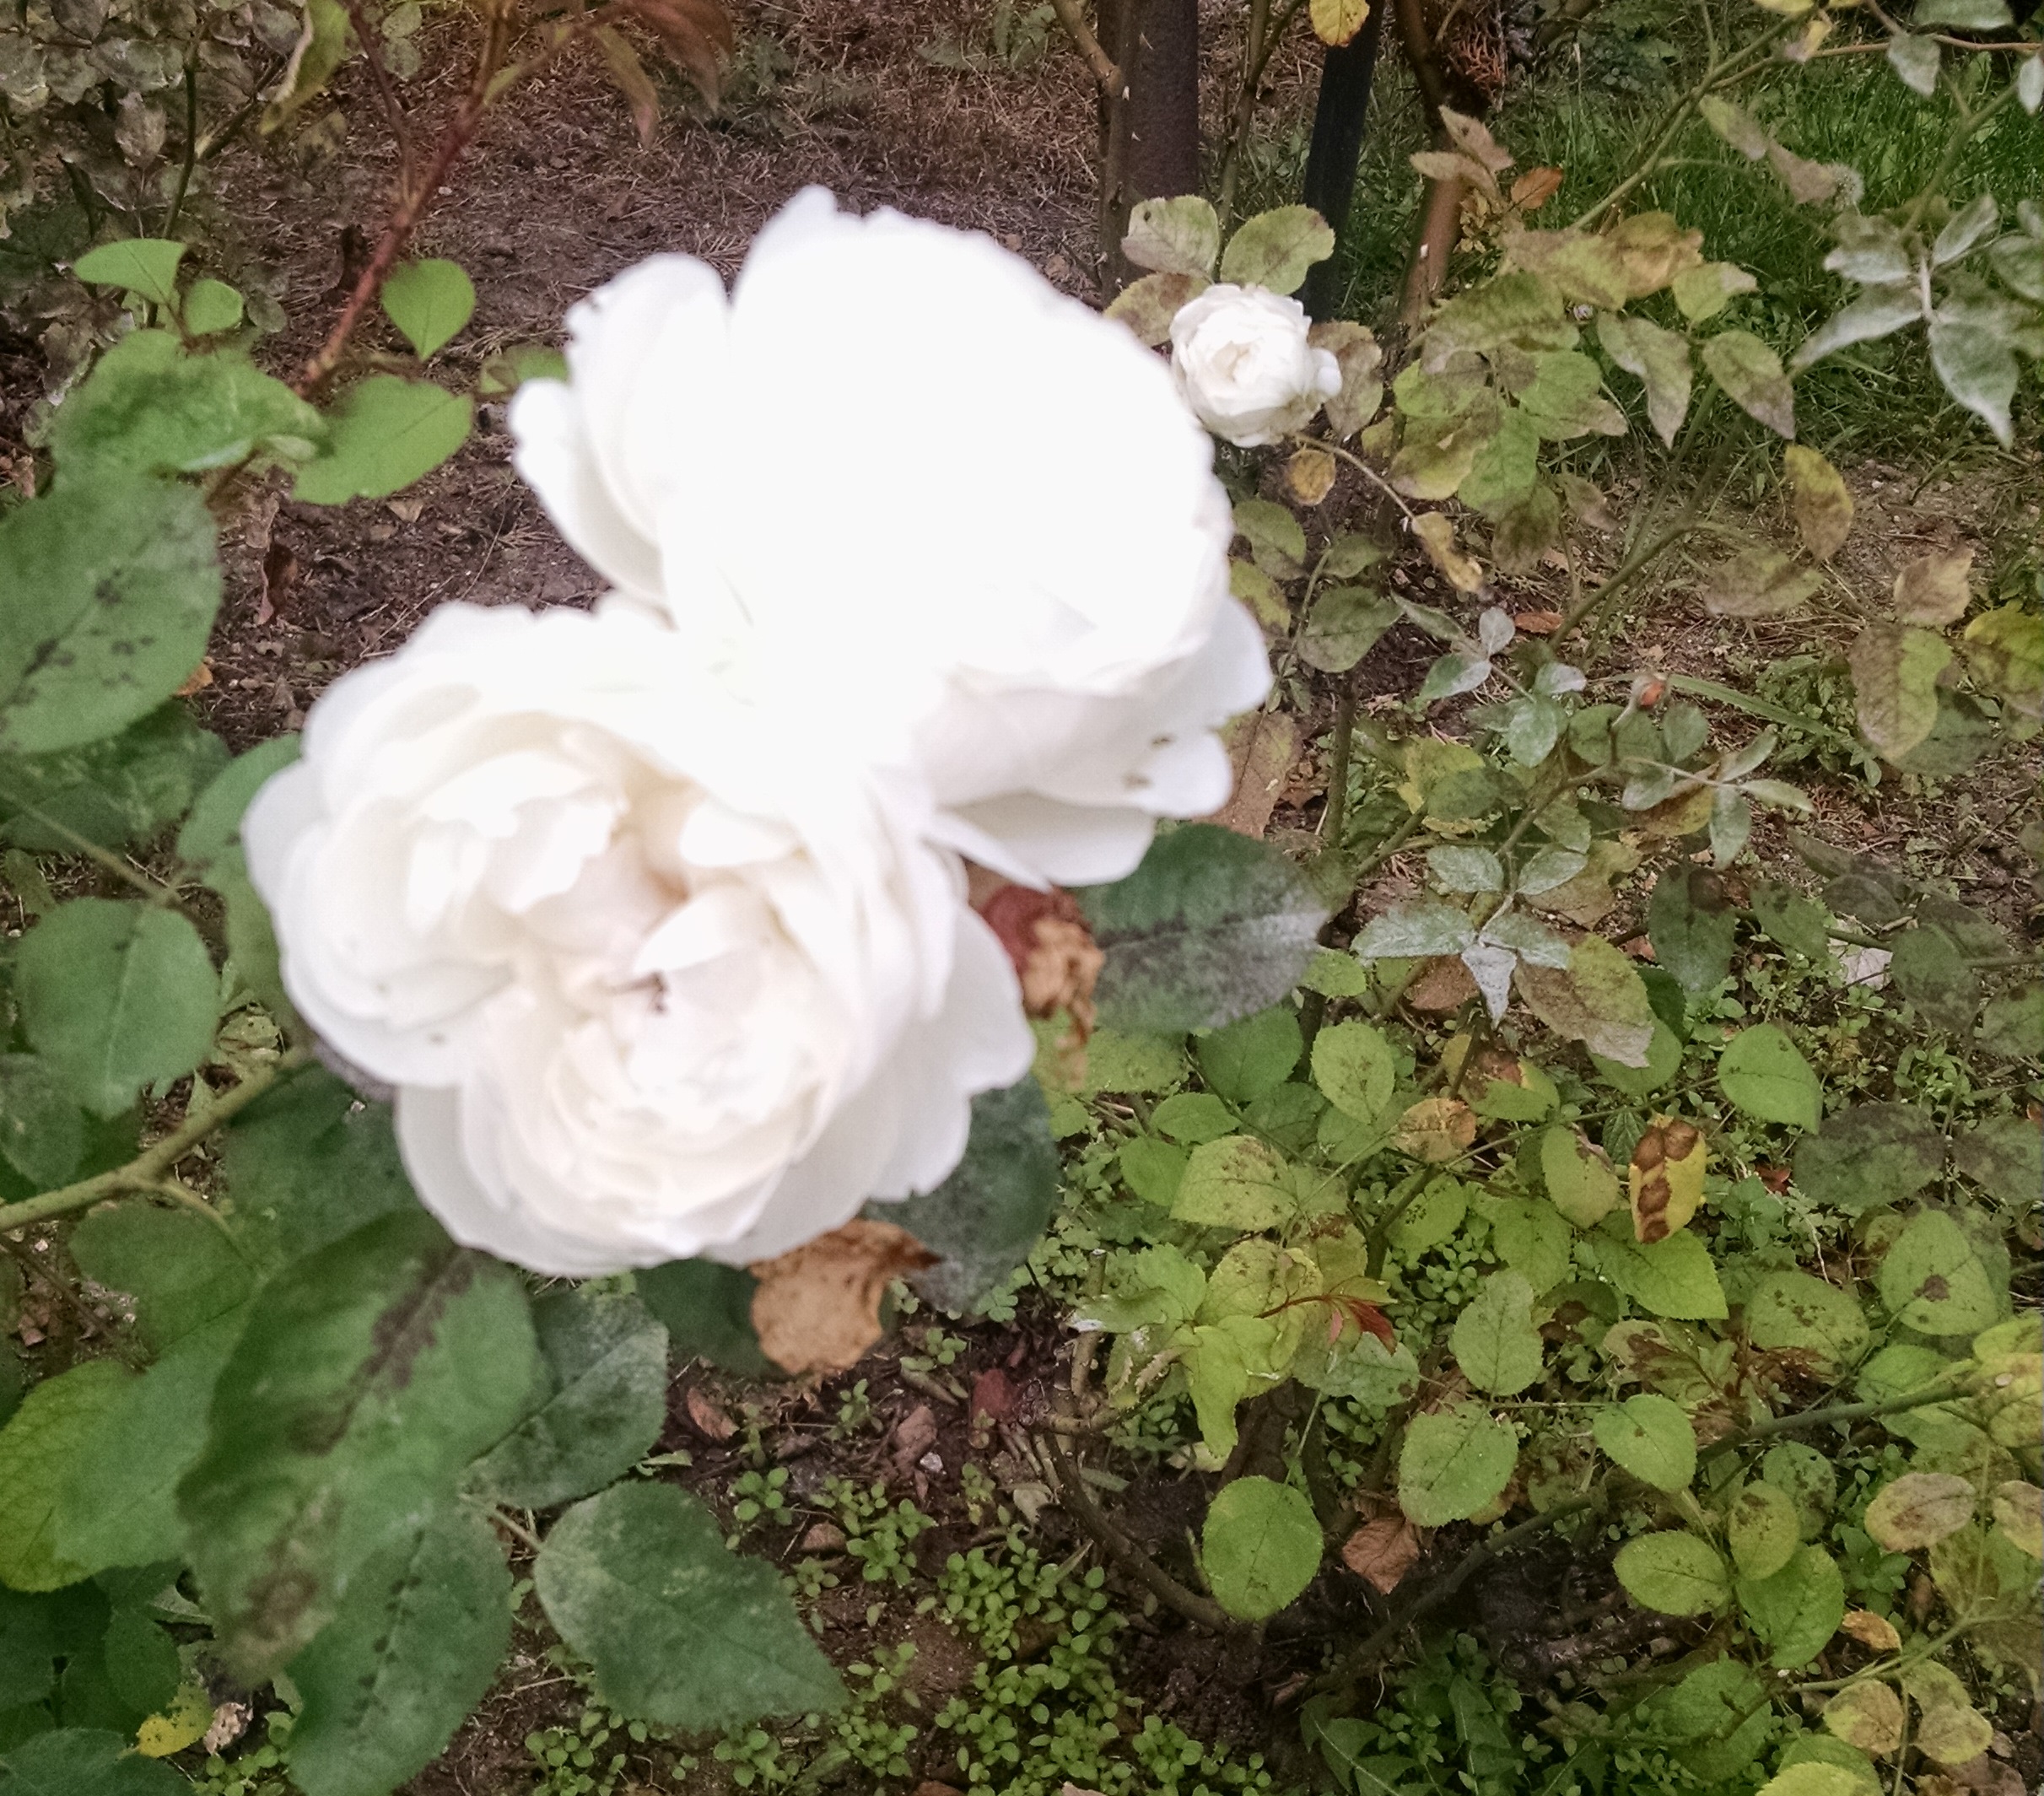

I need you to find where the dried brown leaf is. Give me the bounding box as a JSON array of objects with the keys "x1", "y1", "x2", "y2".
[{"x1": 749, "y1": 1218, "x2": 937, "y2": 1375}]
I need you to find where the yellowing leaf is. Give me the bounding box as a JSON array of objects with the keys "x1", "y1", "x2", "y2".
[
  {"x1": 1821, "y1": 1682, "x2": 1902, "y2": 1756},
  {"x1": 1629, "y1": 1115, "x2": 1706, "y2": 1243},
  {"x1": 1839, "y1": 1609, "x2": 1902, "y2": 1652},
  {"x1": 137, "y1": 1680, "x2": 215, "y2": 1756},
  {"x1": 1286, "y1": 445, "x2": 1337, "y2": 505},
  {"x1": 1309, "y1": 0, "x2": 1369, "y2": 46},
  {"x1": 1412, "y1": 511, "x2": 1485, "y2": 592},
  {"x1": 1783, "y1": 445, "x2": 1853, "y2": 560},
  {"x1": 1392, "y1": 1096, "x2": 1477, "y2": 1162},
  {"x1": 1891, "y1": 546, "x2": 1973, "y2": 626}
]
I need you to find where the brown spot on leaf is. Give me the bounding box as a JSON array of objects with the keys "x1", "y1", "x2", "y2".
[{"x1": 748, "y1": 1218, "x2": 936, "y2": 1375}]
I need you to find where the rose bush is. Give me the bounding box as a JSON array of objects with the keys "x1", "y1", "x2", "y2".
[
  {"x1": 509, "y1": 186, "x2": 1270, "y2": 887},
  {"x1": 1167, "y1": 282, "x2": 1340, "y2": 447},
  {"x1": 245, "y1": 599, "x2": 1033, "y2": 1274}
]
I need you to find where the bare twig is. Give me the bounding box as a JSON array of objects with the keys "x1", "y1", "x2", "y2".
[{"x1": 1045, "y1": 0, "x2": 1119, "y2": 95}]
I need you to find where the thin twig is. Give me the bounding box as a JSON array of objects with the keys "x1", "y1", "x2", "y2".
[
  {"x1": 0, "y1": 1047, "x2": 310, "y2": 1236},
  {"x1": 1037, "y1": 1427, "x2": 1235, "y2": 1632},
  {"x1": 339, "y1": 0, "x2": 417, "y2": 191}
]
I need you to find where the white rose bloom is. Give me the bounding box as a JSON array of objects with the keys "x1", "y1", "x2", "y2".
[
  {"x1": 1167, "y1": 283, "x2": 1341, "y2": 449},
  {"x1": 243, "y1": 601, "x2": 1032, "y2": 1276},
  {"x1": 509, "y1": 188, "x2": 1269, "y2": 890}
]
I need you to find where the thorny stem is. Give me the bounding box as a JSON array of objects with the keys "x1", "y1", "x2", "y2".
[
  {"x1": 1037, "y1": 1427, "x2": 1235, "y2": 1632},
  {"x1": 164, "y1": 57, "x2": 200, "y2": 239},
  {"x1": 1216, "y1": 0, "x2": 1309, "y2": 227},
  {"x1": 0, "y1": 1046, "x2": 310, "y2": 1237},
  {"x1": 340, "y1": 0, "x2": 417, "y2": 193}
]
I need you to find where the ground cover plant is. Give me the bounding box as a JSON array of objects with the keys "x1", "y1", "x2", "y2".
[{"x1": 0, "y1": 0, "x2": 2038, "y2": 1792}]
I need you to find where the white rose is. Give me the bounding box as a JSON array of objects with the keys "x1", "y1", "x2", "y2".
[
  {"x1": 243, "y1": 601, "x2": 1032, "y2": 1276},
  {"x1": 509, "y1": 188, "x2": 1269, "y2": 889},
  {"x1": 1167, "y1": 283, "x2": 1341, "y2": 448}
]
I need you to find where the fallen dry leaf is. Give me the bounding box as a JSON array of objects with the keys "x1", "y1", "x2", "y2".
[
  {"x1": 175, "y1": 659, "x2": 215, "y2": 697},
  {"x1": 892, "y1": 1402, "x2": 940, "y2": 1471},
  {"x1": 683, "y1": 1386, "x2": 735, "y2": 1441},
  {"x1": 749, "y1": 1218, "x2": 936, "y2": 1375},
  {"x1": 1839, "y1": 1608, "x2": 1902, "y2": 1652},
  {"x1": 977, "y1": 883, "x2": 1103, "y2": 1037},
  {"x1": 1209, "y1": 709, "x2": 1300, "y2": 840},
  {"x1": 1511, "y1": 165, "x2": 1564, "y2": 211},
  {"x1": 799, "y1": 1520, "x2": 847, "y2": 1554},
  {"x1": 1342, "y1": 1514, "x2": 1422, "y2": 1594},
  {"x1": 1405, "y1": 954, "x2": 1480, "y2": 1011},
  {"x1": 970, "y1": 1366, "x2": 1014, "y2": 1423},
  {"x1": 1511, "y1": 609, "x2": 1563, "y2": 634}
]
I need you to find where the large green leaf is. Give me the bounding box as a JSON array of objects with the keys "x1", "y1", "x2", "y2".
[
  {"x1": 1793, "y1": 1103, "x2": 1944, "y2": 1214},
  {"x1": 68, "y1": 1205, "x2": 254, "y2": 1352},
  {"x1": 221, "y1": 1067, "x2": 422, "y2": 1268},
  {"x1": 1310, "y1": 1020, "x2": 1397, "y2": 1123},
  {"x1": 1079, "y1": 825, "x2": 1327, "y2": 1034},
  {"x1": 0, "y1": 1362, "x2": 135, "y2": 1590},
  {"x1": 0, "y1": 705, "x2": 227, "y2": 856},
  {"x1": 176, "y1": 736, "x2": 301, "y2": 877},
  {"x1": 1648, "y1": 867, "x2": 1738, "y2": 996},
  {"x1": 1218, "y1": 206, "x2": 1334, "y2": 294},
  {"x1": 1201, "y1": 1476, "x2": 1321, "y2": 1621},
  {"x1": 1450, "y1": 1270, "x2": 1544, "y2": 1396},
  {"x1": 178, "y1": 1211, "x2": 539, "y2": 1678},
  {"x1": 534, "y1": 1482, "x2": 842, "y2": 1729},
  {"x1": 874, "y1": 1076, "x2": 1057, "y2": 1312},
  {"x1": 379, "y1": 261, "x2": 477, "y2": 361},
  {"x1": 293, "y1": 376, "x2": 472, "y2": 505},
  {"x1": 0, "y1": 1728, "x2": 185, "y2": 1794},
  {"x1": 0, "y1": 476, "x2": 220, "y2": 755},
  {"x1": 1513, "y1": 937, "x2": 1655, "y2": 1066},
  {"x1": 467, "y1": 1286, "x2": 668, "y2": 1510},
  {"x1": 15, "y1": 901, "x2": 218, "y2": 1118},
  {"x1": 72, "y1": 240, "x2": 186, "y2": 307},
  {"x1": 1172, "y1": 1135, "x2": 1297, "y2": 1231},
  {"x1": 1615, "y1": 1530, "x2": 1729, "y2": 1615},
  {"x1": 1195, "y1": 1006, "x2": 1302, "y2": 1104},
  {"x1": 1591, "y1": 1227, "x2": 1727, "y2": 1319},
  {"x1": 1718, "y1": 1024, "x2": 1822, "y2": 1131},
  {"x1": 0, "y1": 1590, "x2": 55, "y2": 1710},
  {"x1": 1743, "y1": 1270, "x2": 1868, "y2": 1376},
  {"x1": 1849, "y1": 624, "x2": 1951, "y2": 760},
  {"x1": 1397, "y1": 1403, "x2": 1518, "y2": 1526},
  {"x1": 1737, "y1": 1543, "x2": 1844, "y2": 1668},
  {"x1": 1875, "y1": 1211, "x2": 1998, "y2": 1336},
  {"x1": 634, "y1": 1259, "x2": 770, "y2": 1376},
  {"x1": 1593, "y1": 1393, "x2": 1696, "y2": 1491},
  {"x1": 48, "y1": 332, "x2": 321, "y2": 480},
  {"x1": 1888, "y1": 925, "x2": 1977, "y2": 1033},
  {"x1": 1701, "y1": 330, "x2": 1794, "y2": 437},
  {"x1": 0, "y1": 1057, "x2": 84, "y2": 1189},
  {"x1": 1728, "y1": 1481, "x2": 1800, "y2": 1579},
  {"x1": 286, "y1": 1504, "x2": 510, "y2": 1796},
  {"x1": 1951, "y1": 1114, "x2": 2041, "y2": 1210}
]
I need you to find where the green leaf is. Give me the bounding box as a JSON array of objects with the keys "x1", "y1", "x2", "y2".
[
  {"x1": 49, "y1": 333, "x2": 322, "y2": 480},
  {"x1": 1755, "y1": 1766, "x2": 1869, "y2": 1796},
  {"x1": 0, "y1": 1591, "x2": 56, "y2": 1709},
  {"x1": 1849, "y1": 623, "x2": 1951, "y2": 760},
  {"x1": 0, "y1": 1056, "x2": 84, "y2": 1189},
  {"x1": 177, "y1": 736, "x2": 301, "y2": 877},
  {"x1": 1104, "y1": 272, "x2": 1210, "y2": 347},
  {"x1": 0, "y1": 1729, "x2": 185, "y2": 1794},
  {"x1": 1514, "y1": 936, "x2": 1656, "y2": 1066},
  {"x1": 1597, "y1": 313, "x2": 1691, "y2": 446},
  {"x1": 293, "y1": 376, "x2": 472, "y2": 504},
  {"x1": 1928, "y1": 313, "x2": 2019, "y2": 446},
  {"x1": 1614, "y1": 1530, "x2": 1729, "y2": 1615},
  {"x1": 100, "y1": 1609, "x2": 177, "y2": 1717},
  {"x1": 1298, "y1": 585, "x2": 1399, "y2": 674},
  {"x1": 635, "y1": 1259, "x2": 769, "y2": 1377},
  {"x1": 1298, "y1": 947, "x2": 1372, "y2": 1000},
  {"x1": 1151, "y1": 1092, "x2": 1237, "y2": 1146},
  {"x1": 1486, "y1": 1197, "x2": 1571, "y2": 1295},
  {"x1": 1397, "y1": 1403, "x2": 1518, "y2": 1526},
  {"x1": 1702, "y1": 329, "x2": 1794, "y2": 437},
  {"x1": 1963, "y1": 605, "x2": 2044, "y2": 718},
  {"x1": 1977, "y1": 988, "x2": 2043, "y2": 1062},
  {"x1": 1591, "y1": 1228, "x2": 1728, "y2": 1319},
  {"x1": 1451, "y1": 1270, "x2": 1544, "y2": 1396},
  {"x1": 263, "y1": 0, "x2": 354, "y2": 128},
  {"x1": 1876, "y1": 1210, "x2": 1998, "y2": 1336},
  {"x1": 1172, "y1": 1136, "x2": 1296, "y2": 1232},
  {"x1": 467, "y1": 1286, "x2": 667, "y2": 1511},
  {"x1": 534, "y1": 1481, "x2": 843, "y2": 1729},
  {"x1": 1763, "y1": 1443, "x2": 1837, "y2": 1540},
  {"x1": 1308, "y1": 1019, "x2": 1396, "y2": 1124},
  {"x1": 1951, "y1": 1114, "x2": 2041, "y2": 1210},
  {"x1": 181, "y1": 278, "x2": 245, "y2": 336},
  {"x1": 1123, "y1": 197, "x2": 1222, "y2": 279},
  {"x1": 1588, "y1": 1020, "x2": 1682, "y2": 1099},
  {"x1": 1218, "y1": 206, "x2": 1335, "y2": 294},
  {"x1": 872, "y1": 1076, "x2": 1057, "y2": 1312},
  {"x1": 0, "y1": 476, "x2": 221, "y2": 756},
  {"x1": 1648, "y1": 867, "x2": 1738, "y2": 996},
  {"x1": 1540, "y1": 1127, "x2": 1620, "y2": 1228},
  {"x1": 1387, "y1": 1175, "x2": 1468, "y2": 1254},
  {"x1": 1889, "y1": 925, "x2": 1977, "y2": 1033},
  {"x1": 1592, "y1": 1393, "x2": 1696, "y2": 1491},
  {"x1": 221, "y1": 1066, "x2": 422, "y2": 1268},
  {"x1": 1737, "y1": 1542, "x2": 1844, "y2": 1668},
  {"x1": 73, "y1": 240, "x2": 186, "y2": 309},
  {"x1": 56, "y1": 1316, "x2": 242, "y2": 1576},
  {"x1": 1351, "y1": 901, "x2": 1475, "y2": 960},
  {"x1": 1644, "y1": 1659, "x2": 1775, "y2": 1782},
  {"x1": 1728, "y1": 1480, "x2": 1801, "y2": 1579},
  {"x1": 1427, "y1": 845, "x2": 1505, "y2": 893},
  {"x1": 16, "y1": 901, "x2": 218, "y2": 1118},
  {"x1": 1119, "y1": 1135, "x2": 1188, "y2": 1206},
  {"x1": 1196, "y1": 1006, "x2": 1302, "y2": 1105},
  {"x1": 1750, "y1": 882, "x2": 1833, "y2": 959},
  {"x1": 1080, "y1": 826, "x2": 1327, "y2": 1035},
  {"x1": 0, "y1": 705, "x2": 229, "y2": 858},
  {"x1": 179, "y1": 1211, "x2": 540, "y2": 1678},
  {"x1": 1670, "y1": 262, "x2": 1758, "y2": 322},
  {"x1": 1718, "y1": 1024, "x2": 1821, "y2": 1131},
  {"x1": 1200, "y1": 1477, "x2": 1320, "y2": 1621},
  {"x1": 68, "y1": 1205, "x2": 254, "y2": 1352},
  {"x1": 286, "y1": 1504, "x2": 510, "y2": 1796},
  {"x1": 1793, "y1": 1102, "x2": 1944, "y2": 1214},
  {"x1": 0, "y1": 1362, "x2": 135, "y2": 1590},
  {"x1": 379, "y1": 260, "x2": 476, "y2": 361},
  {"x1": 1744, "y1": 1270, "x2": 1868, "y2": 1375}
]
